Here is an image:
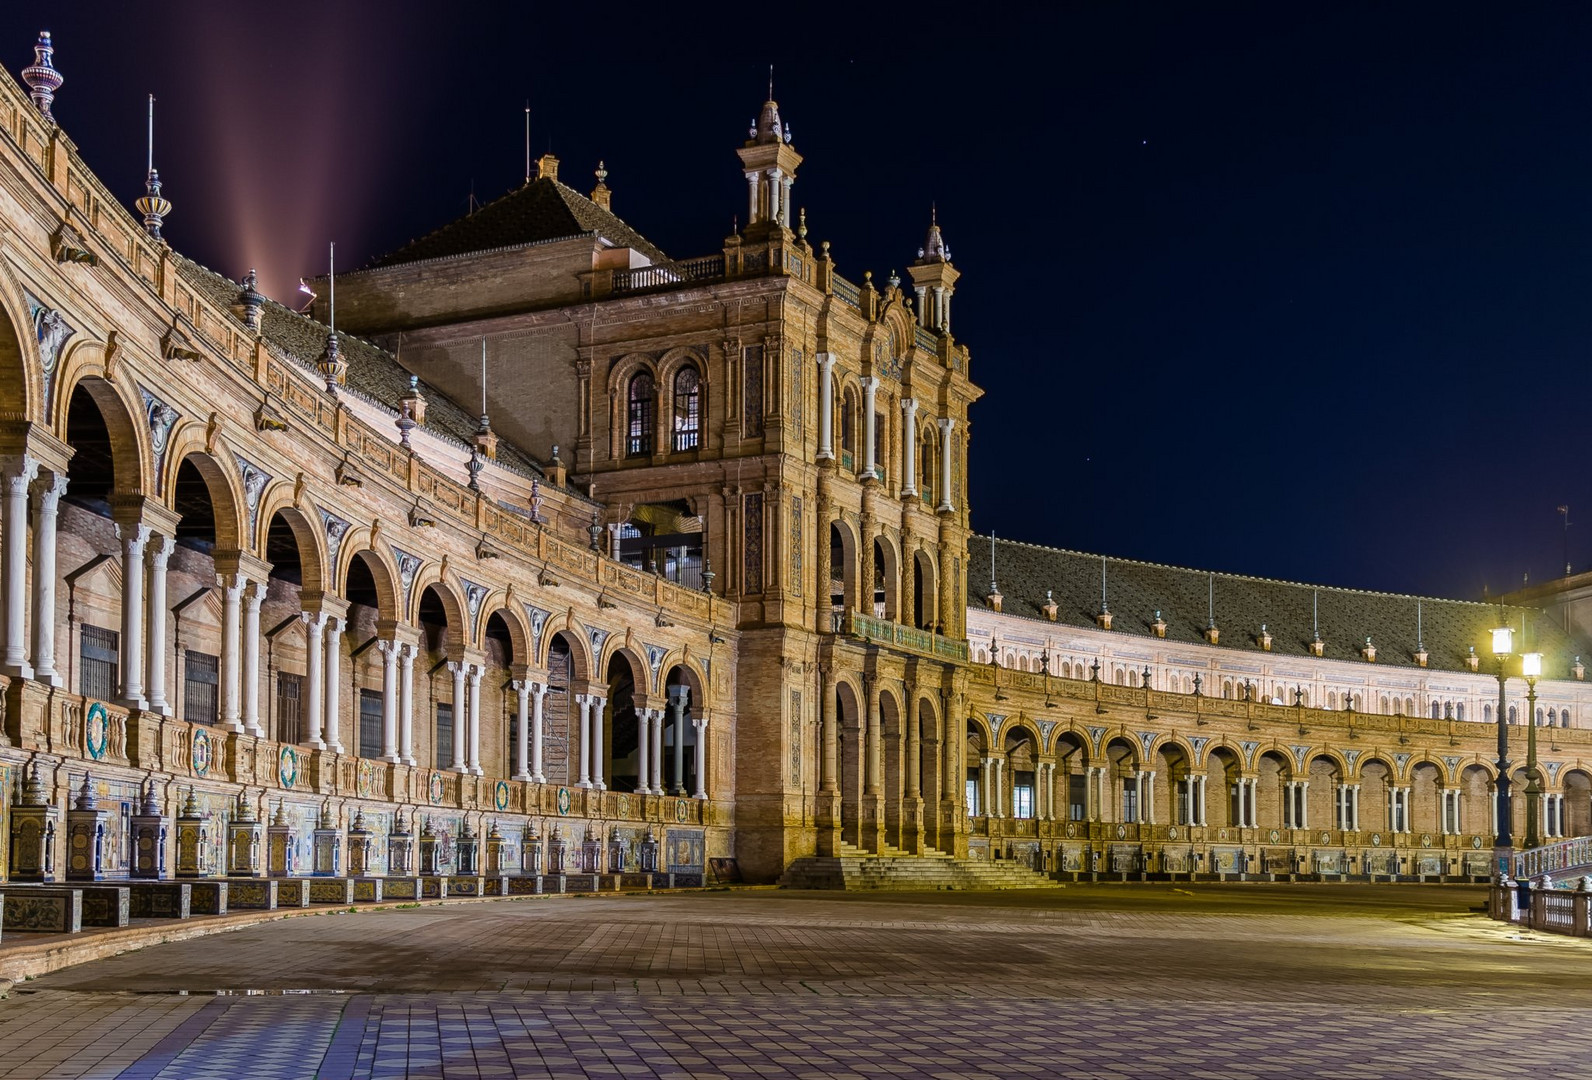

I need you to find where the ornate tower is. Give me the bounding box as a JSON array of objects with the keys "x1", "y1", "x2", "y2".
[
  {"x1": 907, "y1": 209, "x2": 959, "y2": 333},
  {"x1": 736, "y1": 80, "x2": 803, "y2": 231}
]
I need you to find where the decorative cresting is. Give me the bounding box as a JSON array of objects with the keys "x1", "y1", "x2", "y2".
[
  {"x1": 233, "y1": 452, "x2": 271, "y2": 543},
  {"x1": 25, "y1": 289, "x2": 74, "y2": 412},
  {"x1": 140, "y1": 386, "x2": 180, "y2": 492},
  {"x1": 20, "y1": 31, "x2": 63, "y2": 122}
]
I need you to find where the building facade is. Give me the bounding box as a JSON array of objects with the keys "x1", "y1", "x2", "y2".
[{"x1": 0, "y1": 33, "x2": 1586, "y2": 892}]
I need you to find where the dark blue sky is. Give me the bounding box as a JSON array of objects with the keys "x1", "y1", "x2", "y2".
[{"x1": 6, "y1": 2, "x2": 1590, "y2": 600}]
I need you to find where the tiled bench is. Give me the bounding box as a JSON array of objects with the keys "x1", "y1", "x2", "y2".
[
  {"x1": 3, "y1": 887, "x2": 81, "y2": 933},
  {"x1": 225, "y1": 879, "x2": 278, "y2": 910},
  {"x1": 351, "y1": 878, "x2": 383, "y2": 903},
  {"x1": 307, "y1": 879, "x2": 354, "y2": 905},
  {"x1": 128, "y1": 882, "x2": 191, "y2": 920}
]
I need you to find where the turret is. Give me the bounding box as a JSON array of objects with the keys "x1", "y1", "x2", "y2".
[
  {"x1": 735, "y1": 73, "x2": 803, "y2": 231},
  {"x1": 906, "y1": 207, "x2": 960, "y2": 333}
]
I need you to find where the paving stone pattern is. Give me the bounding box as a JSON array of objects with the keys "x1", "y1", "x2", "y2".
[{"x1": 0, "y1": 885, "x2": 1588, "y2": 1078}]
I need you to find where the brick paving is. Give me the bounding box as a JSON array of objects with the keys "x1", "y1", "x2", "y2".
[{"x1": 0, "y1": 884, "x2": 1587, "y2": 1078}]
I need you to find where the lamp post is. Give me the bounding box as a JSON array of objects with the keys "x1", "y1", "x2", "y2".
[
  {"x1": 1491, "y1": 627, "x2": 1514, "y2": 860},
  {"x1": 1522, "y1": 651, "x2": 1542, "y2": 850}
]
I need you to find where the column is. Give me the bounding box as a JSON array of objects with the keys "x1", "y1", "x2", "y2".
[
  {"x1": 29, "y1": 472, "x2": 65, "y2": 686},
  {"x1": 692, "y1": 716, "x2": 709, "y2": 799},
  {"x1": 1045, "y1": 763, "x2": 1057, "y2": 821},
  {"x1": 746, "y1": 173, "x2": 758, "y2": 224},
  {"x1": 1196, "y1": 775, "x2": 1209, "y2": 826},
  {"x1": 1350, "y1": 784, "x2": 1361, "y2": 831},
  {"x1": 530, "y1": 682, "x2": 547, "y2": 782},
  {"x1": 936, "y1": 418, "x2": 956, "y2": 512},
  {"x1": 1283, "y1": 781, "x2": 1295, "y2": 828},
  {"x1": 448, "y1": 662, "x2": 467, "y2": 771},
  {"x1": 766, "y1": 168, "x2": 781, "y2": 223},
  {"x1": 399, "y1": 642, "x2": 416, "y2": 765},
  {"x1": 864, "y1": 685, "x2": 882, "y2": 795},
  {"x1": 590, "y1": 696, "x2": 606, "y2": 790},
  {"x1": 377, "y1": 640, "x2": 400, "y2": 761},
  {"x1": 1298, "y1": 780, "x2": 1309, "y2": 829},
  {"x1": 217, "y1": 574, "x2": 244, "y2": 732},
  {"x1": 636, "y1": 703, "x2": 652, "y2": 794},
  {"x1": 324, "y1": 616, "x2": 344, "y2": 753},
  {"x1": 575, "y1": 692, "x2": 592, "y2": 788},
  {"x1": 860, "y1": 377, "x2": 880, "y2": 479},
  {"x1": 993, "y1": 758, "x2": 1005, "y2": 818},
  {"x1": 0, "y1": 455, "x2": 37, "y2": 678},
  {"x1": 900, "y1": 398, "x2": 920, "y2": 495},
  {"x1": 904, "y1": 696, "x2": 920, "y2": 800},
  {"x1": 241, "y1": 581, "x2": 265, "y2": 736},
  {"x1": 146, "y1": 537, "x2": 174, "y2": 715},
  {"x1": 816, "y1": 353, "x2": 836, "y2": 461},
  {"x1": 820, "y1": 669, "x2": 838, "y2": 792},
  {"x1": 650, "y1": 706, "x2": 664, "y2": 793},
  {"x1": 780, "y1": 175, "x2": 794, "y2": 227},
  {"x1": 513, "y1": 681, "x2": 531, "y2": 781},
  {"x1": 978, "y1": 757, "x2": 990, "y2": 816},
  {"x1": 669, "y1": 687, "x2": 688, "y2": 794},
  {"x1": 1144, "y1": 771, "x2": 1156, "y2": 825},
  {"x1": 302, "y1": 612, "x2": 327, "y2": 748},
  {"x1": 466, "y1": 663, "x2": 483, "y2": 775},
  {"x1": 115, "y1": 523, "x2": 149, "y2": 708}
]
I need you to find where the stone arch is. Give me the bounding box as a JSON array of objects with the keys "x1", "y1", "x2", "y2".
[
  {"x1": 871, "y1": 532, "x2": 901, "y2": 620},
  {"x1": 1307, "y1": 753, "x2": 1342, "y2": 829},
  {"x1": 257, "y1": 492, "x2": 328, "y2": 594},
  {"x1": 911, "y1": 546, "x2": 939, "y2": 632},
  {"x1": 828, "y1": 516, "x2": 860, "y2": 615},
  {"x1": 915, "y1": 692, "x2": 942, "y2": 810},
  {"x1": 1156, "y1": 738, "x2": 1194, "y2": 825},
  {"x1": 541, "y1": 619, "x2": 595, "y2": 685},
  {"x1": 836, "y1": 676, "x2": 865, "y2": 842},
  {"x1": 1256, "y1": 749, "x2": 1292, "y2": 830},
  {"x1": 604, "y1": 644, "x2": 652, "y2": 698},
  {"x1": 413, "y1": 574, "x2": 469, "y2": 648},
  {"x1": 58, "y1": 369, "x2": 148, "y2": 498},
  {"x1": 1563, "y1": 768, "x2": 1592, "y2": 836},
  {"x1": 480, "y1": 598, "x2": 532, "y2": 670},
  {"x1": 167, "y1": 447, "x2": 246, "y2": 553},
  {"x1": 339, "y1": 548, "x2": 403, "y2": 624},
  {"x1": 1359, "y1": 757, "x2": 1395, "y2": 834},
  {"x1": 607, "y1": 352, "x2": 659, "y2": 459},
  {"x1": 1410, "y1": 759, "x2": 1443, "y2": 835},
  {"x1": 1460, "y1": 762, "x2": 1493, "y2": 838},
  {"x1": 0, "y1": 265, "x2": 40, "y2": 420},
  {"x1": 1102, "y1": 736, "x2": 1139, "y2": 822},
  {"x1": 1205, "y1": 745, "x2": 1243, "y2": 828}
]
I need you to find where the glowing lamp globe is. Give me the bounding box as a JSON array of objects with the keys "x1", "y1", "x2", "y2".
[
  {"x1": 1491, "y1": 627, "x2": 1514, "y2": 657},
  {"x1": 1522, "y1": 652, "x2": 1543, "y2": 678}
]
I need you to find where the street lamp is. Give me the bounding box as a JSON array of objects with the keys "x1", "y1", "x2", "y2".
[
  {"x1": 1522, "y1": 651, "x2": 1542, "y2": 849},
  {"x1": 1491, "y1": 627, "x2": 1513, "y2": 857}
]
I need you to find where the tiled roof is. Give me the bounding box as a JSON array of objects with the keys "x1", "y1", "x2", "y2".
[
  {"x1": 967, "y1": 534, "x2": 1591, "y2": 676},
  {"x1": 363, "y1": 177, "x2": 669, "y2": 269},
  {"x1": 174, "y1": 257, "x2": 543, "y2": 478}
]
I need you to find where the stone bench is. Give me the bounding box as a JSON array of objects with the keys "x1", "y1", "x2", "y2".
[
  {"x1": 274, "y1": 879, "x2": 311, "y2": 908},
  {"x1": 380, "y1": 877, "x2": 423, "y2": 901},
  {"x1": 351, "y1": 878, "x2": 383, "y2": 903},
  {"x1": 619, "y1": 873, "x2": 654, "y2": 890},
  {"x1": 506, "y1": 875, "x2": 544, "y2": 895},
  {"x1": 445, "y1": 876, "x2": 485, "y2": 897},
  {"x1": 3, "y1": 887, "x2": 81, "y2": 933},
  {"x1": 307, "y1": 879, "x2": 354, "y2": 905},
  {"x1": 188, "y1": 881, "x2": 228, "y2": 915},
  {"x1": 225, "y1": 879, "x2": 278, "y2": 910},
  {"x1": 128, "y1": 882, "x2": 191, "y2": 919},
  {"x1": 7, "y1": 886, "x2": 127, "y2": 928},
  {"x1": 420, "y1": 876, "x2": 449, "y2": 899}
]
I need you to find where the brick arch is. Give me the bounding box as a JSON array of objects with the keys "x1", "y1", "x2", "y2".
[
  {"x1": 479, "y1": 596, "x2": 532, "y2": 669},
  {"x1": 0, "y1": 259, "x2": 41, "y2": 420},
  {"x1": 603, "y1": 643, "x2": 651, "y2": 696},
  {"x1": 55, "y1": 366, "x2": 149, "y2": 497},
  {"x1": 541, "y1": 615, "x2": 595, "y2": 684},
  {"x1": 163, "y1": 441, "x2": 247, "y2": 553},
  {"x1": 606, "y1": 352, "x2": 659, "y2": 459},
  {"x1": 338, "y1": 546, "x2": 403, "y2": 624},
  {"x1": 412, "y1": 571, "x2": 470, "y2": 642},
  {"x1": 257, "y1": 490, "x2": 328, "y2": 595}
]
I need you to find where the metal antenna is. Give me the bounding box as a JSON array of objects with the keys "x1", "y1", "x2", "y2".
[
  {"x1": 328, "y1": 242, "x2": 335, "y2": 333},
  {"x1": 524, "y1": 102, "x2": 531, "y2": 185},
  {"x1": 1561, "y1": 505, "x2": 1572, "y2": 576}
]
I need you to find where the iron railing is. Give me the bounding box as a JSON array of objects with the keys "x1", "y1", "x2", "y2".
[{"x1": 1515, "y1": 835, "x2": 1592, "y2": 879}]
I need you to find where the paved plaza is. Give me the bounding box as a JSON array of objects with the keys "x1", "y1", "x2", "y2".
[{"x1": 0, "y1": 884, "x2": 1588, "y2": 1078}]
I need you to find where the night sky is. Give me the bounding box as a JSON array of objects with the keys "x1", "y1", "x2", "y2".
[{"x1": 5, "y1": 2, "x2": 1590, "y2": 602}]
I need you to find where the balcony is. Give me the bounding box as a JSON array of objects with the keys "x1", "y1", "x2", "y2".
[{"x1": 841, "y1": 610, "x2": 970, "y2": 663}]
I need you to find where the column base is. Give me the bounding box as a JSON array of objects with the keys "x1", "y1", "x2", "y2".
[
  {"x1": 147, "y1": 701, "x2": 172, "y2": 717},
  {"x1": 383, "y1": 753, "x2": 401, "y2": 764},
  {"x1": 34, "y1": 668, "x2": 60, "y2": 688},
  {"x1": 0, "y1": 660, "x2": 32, "y2": 681},
  {"x1": 118, "y1": 694, "x2": 147, "y2": 712},
  {"x1": 470, "y1": 767, "x2": 483, "y2": 776},
  {"x1": 308, "y1": 737, "x2": 327, "y2": 750},
  {"x1": 577, "y1": 780, "x2": 592, "y2": 789},
  {"x1": 513, "y1": 772, "x2": 531, "y2": 782},
  {"x1": 532, "y1": 774, "x2": 546, "y2": 784}
]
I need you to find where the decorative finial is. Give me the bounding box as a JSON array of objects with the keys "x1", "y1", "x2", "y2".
[
  {"x1": 21, "y1": 32, "x2": 63, "y2": 122},
  {"x1": 317, "y1": 242, "x2": 343, "y2": 394},
  {"x1": 134, "y1": 94, "x2": 173, "y2": 241},
  {"x1": 595, "y1": 160, "x2": 607, "y2": 184},
  {"x1": 75, "y1": 773, "x2": 96, "y2": 811},
  {"x1": 588, "y1": 513, "x2": 604, "y2": 551},
  {"x1": 467, "y1": 444, "x2": 483, "y2": 491},
  {"x1": 236, "y1": 269, "x2": 264, "y2": 331},
  {"x1": 142, "y1": 777, "x2": 161, "y2": 816},
  {"x1": 182, "y1": 786, "x2": 201, "y2": 816},
  {"x1": 797, "y1": 206, "x2": 807, "y2": 241},
  {"x1": 528, "y1": 477, "x2": 544, "y2": 523}
]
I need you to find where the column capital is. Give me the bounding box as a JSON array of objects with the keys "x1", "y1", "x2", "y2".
[
  {"x1": 30, "y1": 469, "x2": 67, "y2": 508},
  {"x1": 242, "y1": 577, "x2": 267, "y2": 605},
  {"x1": 0, "y1": 453, "x2": 39, "y2": 491},
  {"x1": 146, "y1": 533, "x2": 175, "y2": 567},
  {"x1": 900, "y1": 397, "x2": 918, "y2": 415},
  {"x1": 936, "y1": 416, "x2": 957, "y2": 434},
  {"x1": 301, "y1": 608, "x2": 330, "y2": 632},
  {"x1": 860, "y1": 375, "x2": 879, "y2": 393},
  {"x1": 115, "y1": 521, "x2": 152, "y2": 552}
]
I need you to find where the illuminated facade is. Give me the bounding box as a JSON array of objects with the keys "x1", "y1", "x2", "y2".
[{"x1": 0, "y1": 32, "x2": 1586, "y2": 896}]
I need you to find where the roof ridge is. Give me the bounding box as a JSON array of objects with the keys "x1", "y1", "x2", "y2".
[{"x1": 975, "y1": 533, "x2": 1535, "y2": 611}]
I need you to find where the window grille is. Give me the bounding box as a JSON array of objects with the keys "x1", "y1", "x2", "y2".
[
  {"x1": 359, "y1": 688, "x2": 384, "y2": 759},
  {"x1": 80, "y1": 624, "x2": 119, "y2": 701},
  {"x1": 184, "y1": 650, "x2": 219, "y2": 725},
  {"x1": 627, "y1": 372, "x2": 655, "y2": 456},
  {"x1": 672, "y1": 367, "x2": 701, "y2": 451},
  {"x1": 436, "y1": 702, "x2": 454, "y2": 769},
  {"x1": 276, "y1": 671, "x2": 303, "y2": 744}
]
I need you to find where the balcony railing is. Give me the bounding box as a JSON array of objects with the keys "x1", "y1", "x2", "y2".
[
  {"x1": 843, "y1": 610, "x2": 970, "y2": 663},
  {"x1": 612, "y1": 255, "x2": 726, "y2": 295},
  {"x1": 832, "y1": 274, "x2": 861, "y2": 309},
  {"x1": 1516, "y1": 836, "x2": 1592, "y2": 879}
]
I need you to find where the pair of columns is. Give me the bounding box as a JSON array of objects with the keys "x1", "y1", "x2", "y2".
[
  {"x1": 746, "y1": 167, "x2": 792, "y2": 227},
  {"x1": 1034, "y1": 762, "x2": 1057, "y2": 821},
  {"x1": 300, "y1": 611, "x2": 348, "y2": 752},
  {"x1": 1335, "y1": 783, "x2": 1362, "y2": 831},
  {"x1": 1232, "y1": 777, "x2": 1258, "y2": 828},
  {"x1": 573, "y1": 692, "x2": 608, "y2": 790},
  {"x1": 635, "y1": 688, "x2": 694, "y2": 795},
  {"x1": 1439, "y1": 788, "x2": 1462, "y2": 834},
  {"x1": 1180, "y1": 775, "x2": 1210, "y2": 826},
  {"x1": 511, "y1": 679, "x2": 549, "y2": 782},
  {"x1": 813, "y1": 355, "x2": 957, "y2": 513},
  {"x1": 375, "y1": 638, "x2": 419, "y2": 765},
  {"x1": 0, "y1": 457, "x2": 68, "y2": 686},
  {"x1": 978, "y1": 756, "x2": 1005, "y2": 818},
  {"x1": 1282, "y1": 780, "x2": 1311, "y2": 829},
  {"x1": 1388, "y1": 785, "x2": 1412, "y2": 833},
  {"x1": 446, "y1": 660, "x2": 485, "y2": 774}
]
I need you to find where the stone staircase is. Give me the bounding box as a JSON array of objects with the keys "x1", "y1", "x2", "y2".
[{"x1": 777, "y1": 841, "x2": 1062, "y2": 891}]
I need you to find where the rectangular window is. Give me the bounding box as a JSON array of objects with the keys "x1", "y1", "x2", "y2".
[
  {"x1": 276, "y1": 671, "x2": 303, "y2": 744},
  {"x1": 1012, "y1": 783, "x2": 1034, "y2": 820},
  {"x1": 184, "y1": 650, "x2": 219, "y2": 725},
  {"x1": 965, "y1": 775, "x2": 980, "y2": 817},
  {"x1": 79, "y1": 624, "x2": 119, "y2": 701},
  {"x1": 435, "y1": 702, "x2": 454, "y2": 769},
  {"x1": 742, "y1": 345, "x2": 765, "y2": 437},
  {"x1": 1176, "y1": 778, "x2": 1189, "y2": 825},
  {"x1": 359, "y1": 688, "x2": 384, "y2": 760},
  {"x1": 1069, "y1": 773, "x2": 1087, "y2": 821},
  {"x1": 1122, "y1": 778, "x2": 1139, "y2": 824}
]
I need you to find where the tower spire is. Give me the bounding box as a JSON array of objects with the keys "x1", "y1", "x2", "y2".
[
  {"x1": 134, "y1": 94, "x2": 172, "y2": 241},
  {"x1": 20, "y1": 31, "x2": 63, "y2": 122}
]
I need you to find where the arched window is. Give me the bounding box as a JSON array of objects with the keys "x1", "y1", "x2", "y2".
[
  {"x1": 1537, "y1": 707, "x2": 1546, "y2": 726},
  {"x1": 840, "y1": 387, "x2": 856, "y2": 460},
  {"x1": 1456, "y1": 703, "x2": 1465, "y2": 722},
  {"x1": 1508, "y1": 705, "x2": 1518, "y2": 724},
  {"x1": 1483, "y1": 703, "x2": 1493, "y2": 723},
  {"x1": 672, "y1": 367, "x2": 701, "y2": 452},
  {"x1": 627, "y1": 372, "x2": 655, "y2": 457},
  {"x1": 1430, "y1": 701, "x2": 1441, "y2": 719}
]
